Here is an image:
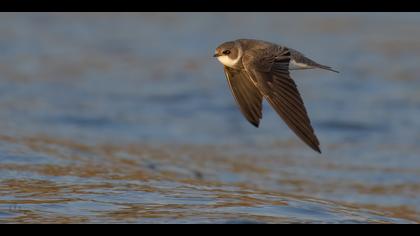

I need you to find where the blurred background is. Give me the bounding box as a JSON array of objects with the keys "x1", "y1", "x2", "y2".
[{"x1": 0, "y1": 13, "x2": 419, "y2": 223}]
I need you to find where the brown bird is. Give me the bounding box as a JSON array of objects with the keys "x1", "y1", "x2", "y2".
[{"x1": 213, "y1": 39, "x2": 339, "y2": 153}]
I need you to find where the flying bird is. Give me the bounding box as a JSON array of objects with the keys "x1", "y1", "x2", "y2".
[{"x1": 213, "y1": 39, "x2": 338, "y2": 153}]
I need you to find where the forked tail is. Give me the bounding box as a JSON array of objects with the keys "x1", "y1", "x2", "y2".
[{"x1": 315, "y1": 64, "x2": 339, "y2": 73}]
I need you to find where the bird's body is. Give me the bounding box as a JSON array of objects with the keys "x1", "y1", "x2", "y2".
[{"x1": 213, "y1": 39, "x2": 339, "y2": 153}]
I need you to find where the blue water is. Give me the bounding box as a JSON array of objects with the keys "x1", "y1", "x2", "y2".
[{"x1": 0, "y1": 13, "x2": 419, "y2": 223}]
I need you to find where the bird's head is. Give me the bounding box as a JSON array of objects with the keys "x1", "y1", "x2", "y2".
[{"x1": 214, "y1": 41, "x2": 241, "y2": 68}]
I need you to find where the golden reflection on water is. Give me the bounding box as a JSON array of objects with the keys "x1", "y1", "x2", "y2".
[
  {"x1": 0, "y1": 134, "x2": 418, "y2": 223},
  {"x1": 1, "y1": 13, "x2": 420, "y2": 224}
]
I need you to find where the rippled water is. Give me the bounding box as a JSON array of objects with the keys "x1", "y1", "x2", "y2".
[{"x1": 0, "y1": 13, "x2": 419, "y2": 223}]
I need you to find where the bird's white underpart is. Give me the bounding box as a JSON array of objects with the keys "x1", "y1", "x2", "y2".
[
  {"x1": 219, "y1": 57, "x2": 314, "y2": 71},
  {"x1": 289, "y1": 59, "x2": 313, "y2": 70},
  {"x1": 217, "y1": 55, "x2": 241, "y2": 68}
]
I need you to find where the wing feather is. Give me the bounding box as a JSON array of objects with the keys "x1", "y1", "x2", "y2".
[
  {"x1": 242, "y1": 46, "x2": 321, "y2": 153},
  {"x1": 224, "y1": 66, "x2": 263, "y2": 127}
]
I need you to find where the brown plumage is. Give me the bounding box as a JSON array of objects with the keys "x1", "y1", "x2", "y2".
[
  {"x1": 214, "y1": 39, "x2": 338, "y2": 153},
  {"x1": 224, "y1": 66, "x2": 263, "y2": 127}
]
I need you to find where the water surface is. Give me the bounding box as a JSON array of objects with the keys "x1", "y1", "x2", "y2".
[{"x1": 0, "y1": 13, "x2": 419, "y2": 223}]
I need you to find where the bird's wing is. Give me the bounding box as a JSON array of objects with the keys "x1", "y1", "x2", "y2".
[
  {"x1": 242, "y1": 46, "x2": 321, "y2": 153},
  {"x1": 224, "y1": 66, "x2": 263, "y2": 127}
]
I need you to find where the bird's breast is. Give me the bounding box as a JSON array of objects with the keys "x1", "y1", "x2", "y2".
[{"x1": 217, "y1": 55, "x2": 241, "y2": 68}]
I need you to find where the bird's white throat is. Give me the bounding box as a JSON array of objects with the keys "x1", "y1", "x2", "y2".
[{"x1": 217, "y1": 55, "x2": 241, "y2": 68}]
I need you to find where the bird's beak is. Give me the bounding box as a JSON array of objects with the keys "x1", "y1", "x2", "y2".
[{"x1": 213, "y1": 53, "x2": 220, "y2": 57}]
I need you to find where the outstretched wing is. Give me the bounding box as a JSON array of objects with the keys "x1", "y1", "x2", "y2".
[
  {"x1": 224, "y1": 66, "x2": 263, "y2": 127},
  {"x1": 242, "y1": 46, "x2": 321, "y2": 153}
]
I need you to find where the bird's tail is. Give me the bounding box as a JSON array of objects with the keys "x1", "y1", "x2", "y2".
[{"x1": 315, "y1": 64, "x2": 339, "y2": 73}]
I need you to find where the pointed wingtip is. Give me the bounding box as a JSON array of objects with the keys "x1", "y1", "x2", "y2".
[
  {"x1": 326, "y1": 68, "x2": 340, "y2": 73},
  {"x1": 308, "y1": 142, "x2": 322, "y2": 154},
  {"x1": 251, "y1": 121, "x2": 259, "y2": 128}
]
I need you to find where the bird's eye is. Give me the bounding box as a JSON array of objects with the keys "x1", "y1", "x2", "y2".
[{"x1": 223, "y1": 50, "x2": 231, "y2": 55}]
